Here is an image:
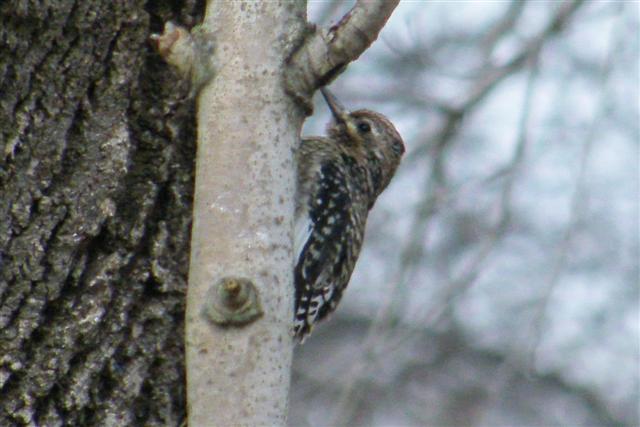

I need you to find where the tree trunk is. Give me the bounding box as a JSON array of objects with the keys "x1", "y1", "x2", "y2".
[
  {"x1": 0, "y1": 1, "x2": 398, "y2": 425},
  {"x1": 184, "y1": 2, "x2": 306, "y2": 425},
  {"x1": 0, "y1": 2, "x2": 201, "y2": 425}
]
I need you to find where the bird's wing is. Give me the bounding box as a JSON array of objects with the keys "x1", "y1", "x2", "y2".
[
  {"x1": 295, "y1": 160, "x2": 353, "y2": 290},
  {"x1": 294, "y1": 160, "x2": 354, "y2": 339}
]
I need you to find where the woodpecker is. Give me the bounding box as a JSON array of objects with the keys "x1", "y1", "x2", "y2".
[{"x1": 294, "y1": 88, "x2": 405, "y2": 341}]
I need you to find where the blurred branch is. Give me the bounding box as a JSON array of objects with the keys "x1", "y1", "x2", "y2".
[
  {"x1": 329, "y1": 1, "x2": 588, "y2": 424},
  {"x1": 386, "y1": 54, "x2": 540, "y2": 359},
  {"x1": 407, "y1": 0, "x2": 586, "y2": 164},
  {"x1": 526, "y1": 2, "x2": 623, "y2": 370},
  {"x1": 470, "y1": 5, "x2": 626, "y2": 425},
  {"x1": 481, "y1": 0, "x2": 528, "y2": 56},
  {"x1": 294, "y1": 317, "x2": 626, "y2": 427},
  {"x1": 374, "y1": 0, "x2": 586, "y2": 339}
]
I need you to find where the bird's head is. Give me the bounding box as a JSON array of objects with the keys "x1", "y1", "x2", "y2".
[{"x1": 321, "y1": 88, "x2": 405, "y2": 196}]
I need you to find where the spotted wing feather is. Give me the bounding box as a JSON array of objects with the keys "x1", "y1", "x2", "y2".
[{"x1": 294, "y1": 161, "x2": 353, "y2": 340}]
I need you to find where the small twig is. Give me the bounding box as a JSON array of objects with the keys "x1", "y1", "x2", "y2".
[{"x1": 150, "y1": 21, "x2": 216, "y2": 93}]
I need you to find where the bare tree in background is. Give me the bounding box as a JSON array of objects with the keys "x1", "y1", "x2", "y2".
[{"x1": 292, "y1": 1, "x2": 638, "y2": 426}]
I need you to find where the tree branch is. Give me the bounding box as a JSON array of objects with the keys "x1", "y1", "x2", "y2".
[{"x1": 286, "y1": 0, "x2": 400, "y2": 112}]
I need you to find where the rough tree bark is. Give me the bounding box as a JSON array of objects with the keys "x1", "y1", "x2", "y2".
[
  {"x1": 0, "y1": 0, "x2": 397, "y2": 425},
  {"x1": 0, "y1": 2, "x2": 199, "y2": 425}
]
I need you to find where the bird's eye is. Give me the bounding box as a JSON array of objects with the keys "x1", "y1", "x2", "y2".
[{"x1": 357, "y1": 122, "x2": 371, "y2": 133}]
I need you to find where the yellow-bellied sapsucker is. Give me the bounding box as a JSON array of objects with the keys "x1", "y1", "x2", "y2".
[{"x1": 294, "y1": 88, "x2": 405, "y2": 341}]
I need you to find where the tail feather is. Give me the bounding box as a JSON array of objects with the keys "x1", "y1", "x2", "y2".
[{"x1": 293, "y1": 278, "x2": 344, "y2": 342}]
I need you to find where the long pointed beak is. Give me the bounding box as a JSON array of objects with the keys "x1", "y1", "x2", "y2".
[{"x1": 320, "y1": 88, "x2": 347, "y2": 124}]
